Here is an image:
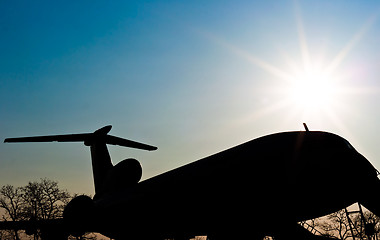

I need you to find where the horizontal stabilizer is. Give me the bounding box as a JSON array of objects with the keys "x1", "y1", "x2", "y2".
[
  {"x1": 4, "y1": 125, "x2": 157, "y2": 151},
  {"x1": 106, "y1": 135, "x2": 157, "y2": 151},
  {"x1": 4, "y1": 133, "x2": 92, "y2": 143}
]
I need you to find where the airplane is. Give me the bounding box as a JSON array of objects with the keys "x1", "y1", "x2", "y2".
[{"x1": 1, "y1": 124, "x2": 380, "y2": 240}]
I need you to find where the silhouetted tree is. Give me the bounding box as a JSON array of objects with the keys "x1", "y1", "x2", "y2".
[
  {"x1": 303, "y1": 207, "x2": 380, "y2": 240},
  {"x1": 320, "y1": 210, "x2": 351, "y2": 240},
  {"x1": 363, "y1": 211, "x2": 380, "y2": 237},
  {"x1": 0, "y1": 179, "x2": 71, "y2": 240},
  {"x1": 21, "y1": 178, "x2": 71, "y2": 222},
  {"x1": 0, "y1": 179, "x2": 102, "y2": 240},
  {"x1": 349, "y1": 210, "x2": 380, "y2": 240},
  {"x1": 0, "y1": 185, "x2": 24, "y2": 240}
]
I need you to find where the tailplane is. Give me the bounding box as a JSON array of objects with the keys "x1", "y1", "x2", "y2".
[
  {"x1": 4, "y1": 125, "x2": 157, "y2": 151},
  {"x1": 4, "y1": 125, "x2": 157, "y2": 196}
]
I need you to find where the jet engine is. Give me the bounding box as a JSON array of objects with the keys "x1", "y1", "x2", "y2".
[
  {"x1": 63, "y1": 195, "x2": 94, "y2": 236},
  {"x1": 103, "y1": 158, "x2": 143, "y2": 191}
]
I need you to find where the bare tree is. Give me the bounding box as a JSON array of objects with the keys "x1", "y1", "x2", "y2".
[
  {"x1": 304, "y1": 207, "x2": 380, "y2": 240},
  {"x1": 319, "y1": 210, "x2": 352, "y2": 240},
  {"x1": 0, "y1": 185, "x2": 24, "y2": 221},
  {"x1": 349, "y1": 210, "x2": 380, "y2": 240},
  {"x1": 21, "y1": 178, "x2": 71, "y2": 222},
  {"x1": 363, "y1": 211, "x2": 380, "y2": 237},
  {"x1": 0, "y1": 179, "x2": 102, "y2": 240},
  {"x1": 0, "y1": 185, "x2": 24, "y2": 240},
  {"x1": 0, "y1": 179, "x2": 71, "y2": 240}
]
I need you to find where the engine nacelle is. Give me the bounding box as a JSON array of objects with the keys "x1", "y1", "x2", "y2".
[
  {"x1": 63, "y1": 195, "x2": 94, "y2": 236},
  {"x1": 103, "y1": 158, "x2": 142, "y2": 191}
]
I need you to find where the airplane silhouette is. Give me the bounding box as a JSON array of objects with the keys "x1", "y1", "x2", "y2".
[{"x1": 1, "y1": 125, "x2": 380, "y2": 240}]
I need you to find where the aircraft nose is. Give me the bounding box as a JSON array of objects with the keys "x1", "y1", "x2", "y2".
[
  {"x1": 352, "y1": 153, "x2": 380, "y2": 217},
  {"x1": 355, "y1": 152, "x2": 378, "y2": 181},
  {"x1": 360, "y1": 177, "x2": 380, "y2": 216}
]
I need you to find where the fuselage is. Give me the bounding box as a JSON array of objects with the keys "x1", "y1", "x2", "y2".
[{"x1": 90, "y1": 131, "x2": 380, "y2": 239}]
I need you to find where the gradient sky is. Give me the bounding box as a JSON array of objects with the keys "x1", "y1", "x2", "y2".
[{"x1": 2, "y1": 0, "x2": 380, "y2": 195}]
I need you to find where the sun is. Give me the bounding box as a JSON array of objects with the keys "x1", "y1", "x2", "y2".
[
  {"x1": 289, "y1": 68, "x2": 337, "y2": 112},
  {"x1": 205, "y1": 1, "x2": 375, "y2": 133}
]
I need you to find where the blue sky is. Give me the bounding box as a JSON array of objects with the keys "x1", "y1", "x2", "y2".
[{"x1": 2, "y1": 0, "x2": 380, "y2": 195}]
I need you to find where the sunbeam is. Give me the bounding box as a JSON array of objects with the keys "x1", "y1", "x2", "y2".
[
  {"x1": 326, "y1": 13, "x2": 379, "y2": 74},
  {"x1": 202, "y1": 1, "x2": 378, "y2": 136},
  {"x1": 294, "y1": 0, "x2": 311, "y2": 71}
]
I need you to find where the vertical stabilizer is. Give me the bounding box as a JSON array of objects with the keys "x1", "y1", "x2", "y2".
[{"x1": 85, "y1": 126, "x2": 114, "y2": 196}]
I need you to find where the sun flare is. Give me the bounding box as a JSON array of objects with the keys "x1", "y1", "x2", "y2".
[
  {"x1": 289, "y1": 68, "x2": 337, "y2": 112},
  {"x1": 206, "y1": 1, "x2": 375, "y2": 134}
]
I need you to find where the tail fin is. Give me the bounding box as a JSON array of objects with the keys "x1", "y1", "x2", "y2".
[{"x1": 4, "y1": 125, "x2": 157, "y2": 195}]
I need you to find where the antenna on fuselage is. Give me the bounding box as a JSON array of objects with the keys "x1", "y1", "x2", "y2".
[{"x1": 303, "y1": 123, "x2": 309, "y2": 132}]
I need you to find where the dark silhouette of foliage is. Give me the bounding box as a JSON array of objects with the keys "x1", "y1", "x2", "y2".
[
  {"x1": 0, "y1": 179, "x2": 72, "y2": 240},
  {"x1": 0, "y1": 179, "x2": 101, "y2": 240},
  {"x1": 302, "y1": 207, "x2": 380, "y2": 240}
]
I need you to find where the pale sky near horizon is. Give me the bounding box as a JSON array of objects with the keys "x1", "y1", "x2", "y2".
[{"x1": 2, "y1": 0, "x2": 380, "y2": 195}]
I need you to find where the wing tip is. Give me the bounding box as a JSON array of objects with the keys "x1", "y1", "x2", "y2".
[
  {"x1": 4, "y1": 138, "x2": 18, "y2": 143},
  {"x1": 148, "y1": 146, "x2": 158, "y2": 151}
]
